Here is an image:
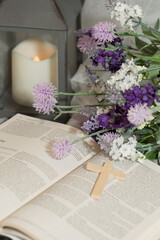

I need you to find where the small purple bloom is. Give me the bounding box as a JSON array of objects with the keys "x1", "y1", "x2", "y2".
[
  {"x1": 81, "y1": 116, "x2": 99, "y2": 134},
  {"x1": 33, "y1": 83, "x2": 57, "y2": 114},
  {"x1": 33, "y1": 96, "x2": 57, "y2": 115},
  {"x1": 78, "y1": 106, "x2": 97, "y2": 117},
  {"x1": 127, "y1": 103, "x2": 152, "y2": 126},
  {"x1": 51, "y1": 137, "x2": 72, "y2": 159},
  {"x1": 77, "y1": 35, "x2": 98, "y2": 54},
  {"x1": 98, "y1": 132, "x2": 119, "y2": 151},
  {"x1": 92, "y1": 21, "x2": 116, "y2": 43},
  {"x1": 33, "y1": 82, "x2": 57, "y2": 101}
]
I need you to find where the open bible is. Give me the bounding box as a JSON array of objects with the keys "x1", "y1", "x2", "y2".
[{"x1": 0, "y1": 114, "x2": 160, "y2": 240}]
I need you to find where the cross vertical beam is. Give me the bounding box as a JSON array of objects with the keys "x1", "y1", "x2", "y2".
[{"x1": 86, "y1": 161, "x2": 126, "y2": 199}]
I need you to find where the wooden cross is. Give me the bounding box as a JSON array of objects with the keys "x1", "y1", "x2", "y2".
[{"x1": 86, "y1": 162, "x2": 126, "y2": 200}]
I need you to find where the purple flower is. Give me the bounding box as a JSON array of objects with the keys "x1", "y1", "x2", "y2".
[
  {"x1": 92, "y1": 21, "x2": 116, "y2": 43},
  {"x1": 51, "y1": 137, "x2": 72, "y2": 159},
  {"x1": 81, "y1": 116, "x2": 99, "y2": 134},
  {"x1": 106, "y1": 49, "x2": 126, "y2": 73},
  {"x1": 108, "y1": 89, "x2": 125, "y2": 105},
  {"x1": 78, "y1": 106, "x2": 97, "y2": 117},
  {"x1": 33, "y1": 82, "x2": 57, "y2": 101},
  {"x1": 33, "y1": 96, "x2": 57, "y2": 114},
  {"x1": 107, "y1": 105, "x2": 132, "y2": 129},
  {"x1": 98, "y1": 132, "x2": 119, "y2": 151},
  {"x1": 98, "y1": 114, "x2": 110, "y2": 129},
  {"x1": 33, "y1": 83, "x2": 57, "y2": 114},
  {"x1": 91, "y1": 49, "x2": 108, "y2": 70},
  {"x1": 91, "y1": 48, "x2": 126, "y2": 72},
  {"x1": 127, "y1": 103, "x2": 152, "y2": 126},
  {"x1": 77, "y1": 35, "x2": 98, "y2": 54},
  {"x1": 124, "y1": 83, "x2": 159, "y2": 108}
]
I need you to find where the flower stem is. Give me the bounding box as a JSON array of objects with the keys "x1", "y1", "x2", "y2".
[
  {"x1": 57, "y1": 92, "x2": 105, "y2": 96},
  {"x1": 72, "y1": 129, "x2": 108, "y2": 144},
  {"x1": 133, "y1": 19, "x2": 160, "y2": 35},
  {"x1": 56, "y1": 104, "x2": 112, "y2": 109},
  {"x1": 138, "y1": 66, "x2": 160, "y2": 74}
]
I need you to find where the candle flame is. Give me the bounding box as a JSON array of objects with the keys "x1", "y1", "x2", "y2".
[{"x1": 32, "y1": 56, "x2": 40, "y2": 61}]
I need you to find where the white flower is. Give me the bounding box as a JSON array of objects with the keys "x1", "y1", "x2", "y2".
[
  {"x1": 109, "y1": 135, "x2": 145, "y2": 162},
  {"x1": 134, "y1": 5, "x2": 143, "y2": 18},
  {"x1": 108, "y1": 59, "x2": 139, "y2": 91},
  {"x1": 137, "y1": 66, "x2": 147, "y2": 82},
  {"x1": 111, "y1": 2, "x2": 142, "y2": 30}
]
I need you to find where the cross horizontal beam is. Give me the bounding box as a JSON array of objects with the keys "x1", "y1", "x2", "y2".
[{"x1": 86, "y1": 161, "x2": 126, "y2": 199}]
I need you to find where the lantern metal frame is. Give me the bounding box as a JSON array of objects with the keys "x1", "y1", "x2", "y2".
[{"x1": 0, "y1": 0, "x2": 83, "y2": 120}]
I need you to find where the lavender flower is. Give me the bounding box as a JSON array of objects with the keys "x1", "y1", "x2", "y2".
[
  {"x1": 127, "y1": 103, "x2": 152, "y2": 126},
  {"x1": 78, "y1": 106, "x2": 97, "y2": 117},
  {"x1": 108, "y1": 89, "x2": 125, "y2": 105},
  {"x1": 124, "y1": 83, "x2": 159, "y2": 108},
  {"x1": 77, "y1": 35, "x2": 98, "y2": 54},
  {"x1": 106, "y1": 49, "x2": 126, "y2": 73},
  {"x1": 81, "y1": 116, "x2": 99, "y2": 134},
  {"x1": 97, "y1": 132, "x2": 119, "y2": 152},
  {"x1": 91, "y1": 48, "x2": 126, "y2": 72},
  {"x1": 91, "y1": 49, "x2": 108, "y2": 70},
  {"x1": 51, "y1": 137, "x2": 72, "y2": 159},
  {"x1": 98, "y1": 114, "x2": 110, "y2": 129},
  {"x1": 85, "y1": 66, "x2": 98, "y2": 85},
  {"x1": 92, "y1": 21, "x2": 116, "y2": 43},
  {"x1": 33, "y1": 83, "x2": 57, "y2": 114}
]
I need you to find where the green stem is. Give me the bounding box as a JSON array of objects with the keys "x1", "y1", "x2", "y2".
[
  {"x1": 55, "y1": 110, "x2": 78, "y2": 115},
  {"x1": 138, "y1": 66, "x2": 160, "y2": 74},
  {"x1": 117, "y1": 31, "x2": 157, "y2": 41},
  {"x1": 72, "y1": 129, "x2": 109, "y2": 144},
  {"x1": 56, "y1": 104, "x2": 112, "y2": 109},
  {"x1": 133, "y1": 19, "x2": 160, "y2": 35},
  {"x1": 57, "y1": 92, "x2": 105, "y2": 96}
]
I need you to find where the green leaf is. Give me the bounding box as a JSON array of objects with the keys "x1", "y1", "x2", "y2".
[
  {"x1": 146, "y1": 149, "x2": 158, "y2": 159},
  {"x1": 134, "y1": 128, "x2": 154, "y2": 135},
  {"x1": 149, "y1": 51, "x2": 160, "y2": 78},
  {"x1": 135, "y1": 37, "x2": 148, "y2": 49},
  {"x1": 135, "y1": 37, "x2": 157, "y2": 55},
  {"x1": 152, "y1": 106, "x2": 160, "y2": 113},
  {"x1": 132, "y1": 53, "x2": 160, "y2": 63},
  {"x1": 142, "y1": 24, "x2": 154, "y2": 37},
  {"x1": 151, "y1": 31, "x2": 160, "y2": 42},
  {"x1": 155, "y1": 117, "x2": 160, "y2": 123},
  {"x1": 154, "y1": 18, "x2": 160, "y2": 30},
  {"x1": 149, "y1": 62, "x2": 160, "y2": 79},
  {"x1": 158, "y1": 151, "x2": 160, "y2": 165},
  {"x1": 117, "y1": 31, "x2": 157, "y2": 41},
  {"x1": 156, "y1": 129, "x2": 160, "y2": 144}
]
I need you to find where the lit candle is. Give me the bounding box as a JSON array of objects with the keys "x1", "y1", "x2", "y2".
[{"x1": 12, "y1": 39, "x2": 58, "y2": 107}]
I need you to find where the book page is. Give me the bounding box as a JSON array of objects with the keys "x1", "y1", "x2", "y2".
[
  {"x1": 0, "y1": 114, "x2": 98, "y2": 222},
  {"x1": 2, "y1": 152, "x2": 160, "y2": 240}
]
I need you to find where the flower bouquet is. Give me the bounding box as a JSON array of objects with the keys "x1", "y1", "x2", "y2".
[{"x1": 33, "y1": 0, "x2": 160, "y2": 163}]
